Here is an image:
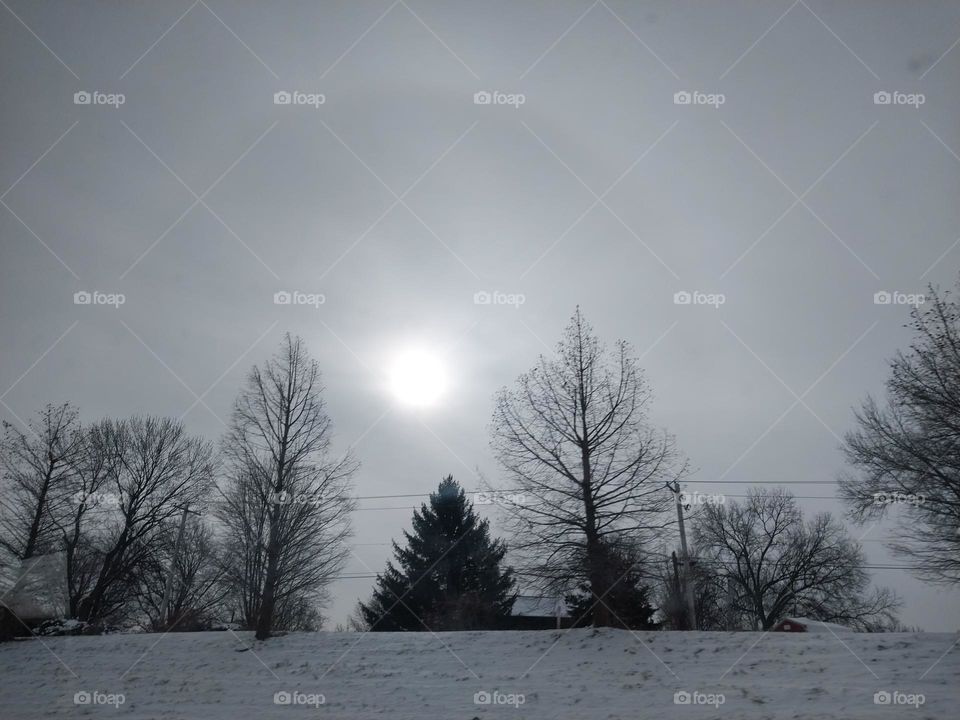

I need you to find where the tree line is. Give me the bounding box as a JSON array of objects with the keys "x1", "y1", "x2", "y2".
[{"x1": 2, "y1": 278, "x2": 957, "y2": 638}]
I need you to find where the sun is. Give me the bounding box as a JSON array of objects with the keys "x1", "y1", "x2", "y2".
[{"x1": 389, "y1": 346, "x2": 448, "y2": 407}]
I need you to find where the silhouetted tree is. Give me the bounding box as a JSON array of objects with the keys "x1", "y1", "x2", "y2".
[
  {"x1": 220, "y1": 334, "x2": 356, "y2": 640},
  {"x1": 361, "y1": 476, "x2": 515, "y2": 631},
  {"x1": 491, "y1": 309, "x2": 683, "y2": 626},
  {"x1": 840, "y1": 279, "x2": 960, "y2": 584}
]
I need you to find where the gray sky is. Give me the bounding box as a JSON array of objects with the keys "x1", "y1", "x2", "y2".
[{"x1": 1, "y1": 0, "x2": 959, "y2": 630}]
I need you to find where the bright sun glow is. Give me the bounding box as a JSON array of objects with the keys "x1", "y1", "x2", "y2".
[{"x1": 389, "y1": 347, "x2": 448, "y2": 407}]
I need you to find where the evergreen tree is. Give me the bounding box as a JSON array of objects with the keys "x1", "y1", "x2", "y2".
[
  {"x1": 360, "y1": 476, "x2": 516, "y2": 631},
  {"x1": 565, "y1": 540, "x2": 657, "y2": 629}
]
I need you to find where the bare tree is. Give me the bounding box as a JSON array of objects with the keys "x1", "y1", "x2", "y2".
[
  {"x1": 839, "y1": 280, "x2": 960, "y2": 584},
  {"x1": 0, "y1": 404, "x2": 85, "y2": 561},
  {"x1": 135, "y1": 516, "x2": 225, "y2": 631},
  {"x1": 76, "y1": 417, "x2": 214, "y2": 622},
  {"x1": 220, "y1": 334, "x2": 357, "y2": 640},
  {"x1": 693, "y1": 489, "x2": 899, "y2": 630},
  {"x1": 491, "y1": 309, "x2": 682, "y2": 626}
]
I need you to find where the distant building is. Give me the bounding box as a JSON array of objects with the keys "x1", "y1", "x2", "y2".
[
  {"x1": 505, "y1": 595, "x2": 571, "y2": 630},
  {"x1": 772, "y1": 617, "x2": 854, "y2": 633}
]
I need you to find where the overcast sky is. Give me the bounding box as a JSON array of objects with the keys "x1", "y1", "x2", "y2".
[{"x1": 1, "y1": 0, "x2": 959, "y2": 630}]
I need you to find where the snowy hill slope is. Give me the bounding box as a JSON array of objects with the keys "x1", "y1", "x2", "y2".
[{"x1": 0, "y1": 629, "x2": 956, "y2": 718}]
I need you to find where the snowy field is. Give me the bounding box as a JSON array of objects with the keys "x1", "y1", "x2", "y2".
[{"x1": 0, "y1": 628, "x2": 956, "y2": 719}]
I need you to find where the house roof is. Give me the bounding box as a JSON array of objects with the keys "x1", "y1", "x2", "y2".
[
  {"x1": 778, "y1": 617, "x2": 854, "y2": 633},
  {"x1": 512, "y1": 595, "x2": 568, "y2": 618}
]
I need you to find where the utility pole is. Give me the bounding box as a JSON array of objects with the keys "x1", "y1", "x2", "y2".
[
  {"x1": 158, "y1": 505, "x2": 194, "y2": 629},
  {"x1": 671, "y1": 482, "x2": 698, "y2": 630}
]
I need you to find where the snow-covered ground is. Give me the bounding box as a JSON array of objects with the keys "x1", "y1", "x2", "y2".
[{"x1": 0, "y1": 628, "x2": 956, "y2": 718}]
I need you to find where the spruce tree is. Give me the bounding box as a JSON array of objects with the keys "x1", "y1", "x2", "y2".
[{"x1": 361, "y1": 476, "x2": 516, "y2": 630}]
